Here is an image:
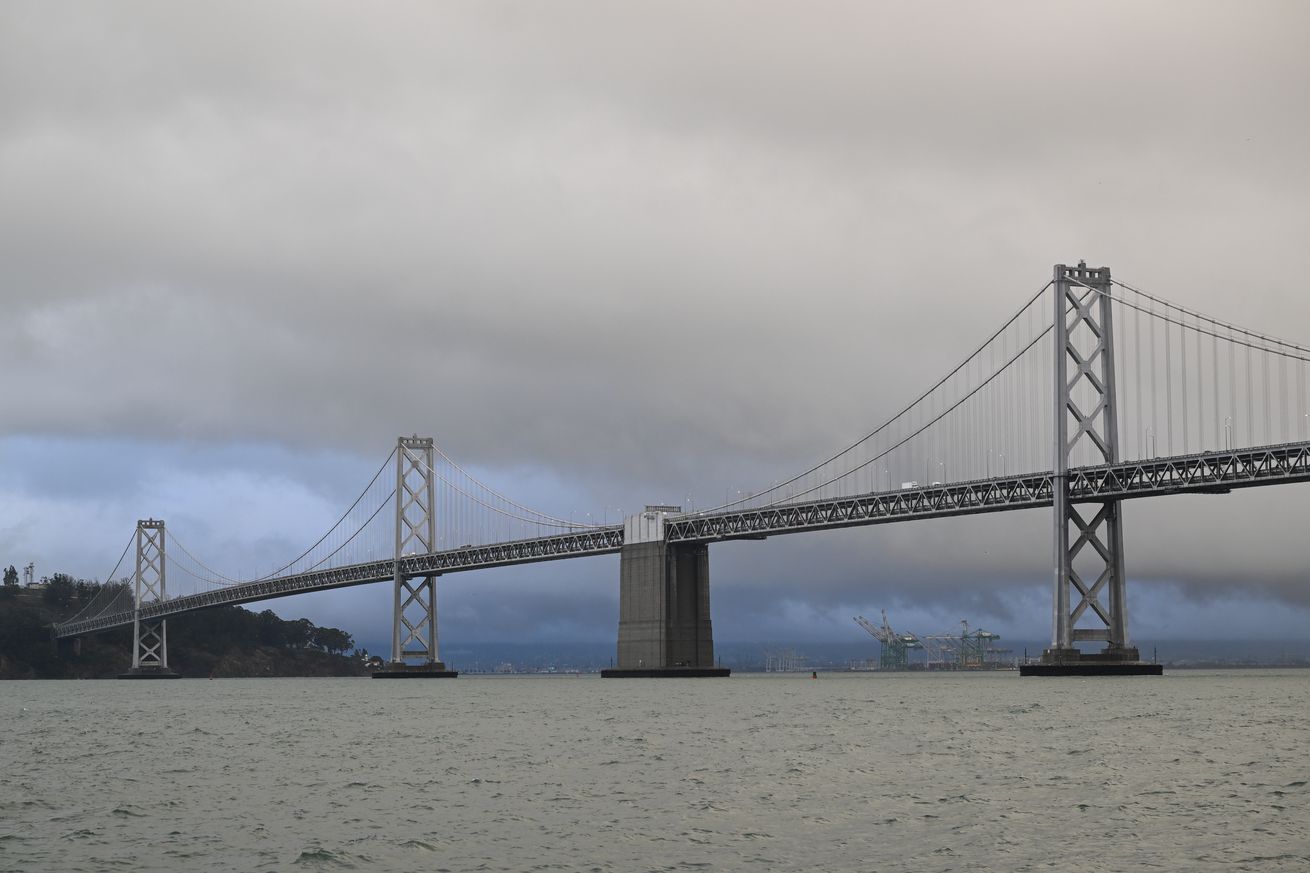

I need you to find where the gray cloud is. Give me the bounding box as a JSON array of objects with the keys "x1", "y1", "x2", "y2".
[{"x1": 2, "y1": 2, "x2": 1309, "y2": 642}]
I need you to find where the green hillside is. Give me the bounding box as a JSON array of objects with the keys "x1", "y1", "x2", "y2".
[{"x1": 0, "y1": 578, "x2": 368, "y2": 679}]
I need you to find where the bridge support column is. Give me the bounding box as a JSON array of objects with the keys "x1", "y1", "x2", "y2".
[
  {"x1": 374, "y1": 436, "x2": 457, "y2": 679},
  {"x1": 603, "y1": 507, "x2": 728, "y2": 677},
  {"x1": 1024, "y1": 262, "x2": 1160, "y2": 676},
  {"x1": 120, "y1": 519, "x2": 179, "y2": 679}
]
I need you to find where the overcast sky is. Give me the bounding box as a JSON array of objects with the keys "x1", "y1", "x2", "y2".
[{"x1": 3, "y1": 2, "x2": 1309, "y2": 651}]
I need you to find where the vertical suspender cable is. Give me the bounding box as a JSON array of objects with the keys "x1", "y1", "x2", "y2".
[
  {"x1": 1165, "y1": 302, "x2": 1174, "y2": 455},
  {"x1": 1007, "y1": 325, "x2": 1015, "y2": 473},
  {"x1": 986, "y1": 346, "x2": 993, "y2": 473},
  {"x1": 1184, "y1": 308, "x2": 1194, "y2": 450},
  {"x1": 1279, "y1": 344, "x2": 1289, "y2": 442},
  {"x1": 1150, "y1": 296, "x2": 1158, "y2": 456},
  {"x1": 1007, "y1": 326, "x2": 1014, "y2": 473},
  {"x1": 1211, "y1": 323, "x2": 1219, "y2": 450},
  {"x1": 1262, "y1": 340, "x2": 1271, "y2": 444},
  {"x1": 1018, "y1": 312, "x2": 1026, "y2": 472},
  {"x1": 1294, "y1": 351, "x2": 1304, "y2": 437},
  {"x1": 1228, "y1": 325, "x2": 1237, "y2": 450},
  {"x1": 1194, "y1": 314, "x2": 1203, "y2": 449},
  {"x1": 1192, "y1": 313, "x2": 1201, "y2": 448},
  {"x1": 1133, "y1": 295, "x2": 1143, "y2": 459},
  {"x1": 1246, "y1": 334, "x2": 1254, "y2": 447}
]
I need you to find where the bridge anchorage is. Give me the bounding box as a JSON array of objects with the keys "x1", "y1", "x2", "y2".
[
  {"x1": 601, "y1": 506, "x2": 728, "y2": 678},
  {"x1": 119, "y1": 519, "x2": 179, "y2": 679}
]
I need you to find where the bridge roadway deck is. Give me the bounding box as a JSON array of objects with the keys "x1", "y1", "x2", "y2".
[{"x1": 53, "y1": 441, "x2": 1310, "y2": 638}]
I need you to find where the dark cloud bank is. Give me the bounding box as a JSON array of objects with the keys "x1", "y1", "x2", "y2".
[{"x1": 2, "y1": 2, "x2": 1308, "y2": 642}]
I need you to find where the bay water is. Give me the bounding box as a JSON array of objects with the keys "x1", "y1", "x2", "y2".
[{"x1": 2, "y1": 670, "x2": 1307, "y2": 872}]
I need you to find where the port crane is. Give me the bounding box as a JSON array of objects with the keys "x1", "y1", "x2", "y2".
[
  {"x1": 853, "y1": 610, "x2": 923, "y2": 670},
  {"x1": 924, "y1": 620, "x2": 1007, "y2": 668}
]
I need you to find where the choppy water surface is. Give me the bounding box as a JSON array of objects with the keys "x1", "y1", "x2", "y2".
[{"x1": 2, "y1": 670, "x2": 1307, "y2": 872}]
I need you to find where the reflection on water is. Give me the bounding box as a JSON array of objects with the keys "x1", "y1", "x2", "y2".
[{"x1": 2, "y1": 671, "x2": 1307, "y2": 872}]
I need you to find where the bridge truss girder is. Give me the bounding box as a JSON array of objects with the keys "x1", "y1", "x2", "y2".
[{"x1": 51, "y1": 443, "x2": 1310, "y2": 641}]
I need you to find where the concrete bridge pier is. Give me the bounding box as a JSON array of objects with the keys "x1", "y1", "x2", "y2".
[
  {"x1": 53, "y1": 635, "x2": 81, "y2": 659},
  {"x1": 603, "y1": 507, "x2": 729, "y2": 677}
]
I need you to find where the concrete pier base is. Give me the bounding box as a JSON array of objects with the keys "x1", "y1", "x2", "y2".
[
  {"x1": 600, "y1": 667, "x2": 730, "y2": 678},
  {"x1": 615, "y1": 541, "x2": 716, "y2": 669},
  {"x1": 371, "y1": 662, "x2": 458, "y2": 678},
  {"x1": 118, "y1": 666, "x2": 181, "y2": 679},
  {"x1": 1020, "y1": 662, "x2": 1162, "y2": 676},
  {"x1": 607, "y1": 532, "x2": 722, "y2": 678},
  {"x1": 1020, "y1": 646, "x2": 1161, "y2": 676}
]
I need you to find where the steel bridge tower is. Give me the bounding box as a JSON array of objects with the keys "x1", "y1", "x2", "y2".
[
  {"x1": 374, "y1": 436, "x2": 457, "y2": 678},
  {"x1": 119, "y1": 518, "x2": 179, "y2": 679},
  {"x1": 1025, "y1": 262, "x2": 1160, "y2": 675}
]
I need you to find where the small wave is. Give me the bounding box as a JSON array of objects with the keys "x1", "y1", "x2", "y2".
[{"x1": 294, "y1": 847, "x2": 356, "y2": 867}]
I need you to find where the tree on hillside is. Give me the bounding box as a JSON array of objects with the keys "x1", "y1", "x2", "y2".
[
  {"x1": 74, "y1": 579, "x2": 100, "y2": 605},
  {"x1": 256, "y1": 609, "x2": 285, "y2": 647},
  {"x1": 286, "y1": 618, "x2": 314, "y2": 649},
  {"x1": 43, "y1": 574, "x2": 77, "y2": 609},
  {"x1": 312, "y1": 626, "x2": 354, "y2": 655},
  {"x1": 3, "y1": 565, "x2": 17, "y2": 587}
]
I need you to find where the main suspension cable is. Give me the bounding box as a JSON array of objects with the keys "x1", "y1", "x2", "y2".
[{"x1": 697, "y1": 280, "x2": 1055, "y2": 514}]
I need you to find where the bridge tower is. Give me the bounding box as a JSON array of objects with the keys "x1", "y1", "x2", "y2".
[
  {"x1": 602, "y1": 507, "x2": 729, "y2": 677},
  {"x1": 119, "y1": 519, "x2": 179, "y2": 679},
  {"x1": 1025, "y1": 262, "x2": 1160, "y2": 675},
  {"x1": 373, "y1": 436, "x2": 457, "y2": 678}
]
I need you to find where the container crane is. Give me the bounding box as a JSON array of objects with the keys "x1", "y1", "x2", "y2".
[{"x1": 853, "y1": 610, "x2": 923, "y2": 670}]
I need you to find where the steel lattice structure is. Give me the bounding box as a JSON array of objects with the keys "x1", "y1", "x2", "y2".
[
  {"x1": 130, "y1": 520, "x2": 169, "y2": 670},
  {"x1": 53, "y1": 441, "x2": 1310, "y2": 639},
  {"x1": 391, "y1": 436, "x2": 440, "y2": 665},
  {"x1": 53, "y1": 527, "x2": 626, "y2": 638},
  {"x1": 49, "y1": 263, "x2": 1310, "y2": 678},
  {"x1": 1048, "y1": 262, "x2": 1130, "y2": 659}
]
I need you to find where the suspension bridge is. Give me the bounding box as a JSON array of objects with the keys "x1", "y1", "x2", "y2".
[{"x1": 52, "y1": 263, "x2": 1310, "y2": 677}]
